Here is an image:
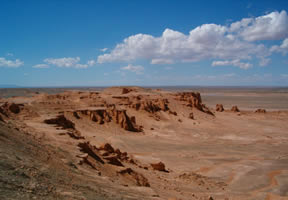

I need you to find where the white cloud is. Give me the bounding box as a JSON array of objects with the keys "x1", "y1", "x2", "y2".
[
  {"x1": 6, "y1": 53, "x2": 13, "y2": 57},
  {"x1": 44, "y1": 57, "x2": 81, "y2": 67},
  {"x1": 151, "y1": 58, "x2": 174, "y2": 64},
  {"x1": 97, "y1": 11, "x2": 288, "y2": 69},
  {"x1": 212, "y1": 59, "x2": 253, "y2": 69},
  {"x1": 231, "y1": 11, "x2": 288, "y2": 41},
  {"x1": 87, "y1": 60, "x2": 96, "y2": 66},
  {"x1": 100, "y1": 48, "x2": 108, "y2": 52},
  {"x1": 259, "y1": 57, "x2": 271, "y2": 66},
  {"x1": 270, "y1": 38, "x2": 288, "y2": 55},
  {"x1": 33, "y1": 64, "x2": 50, "y2": 68},
  {"x1": 97, "y1": 26, "x2": 266, "y2": 65},
  {"x1": 43, "y1": 57, "x2": 92, "y2": 69},
  {"x1": 0, "y1": 57, "x2": 24, "y2": 68},
  {"x1": 121, "y1": 64, "x2": 144, "y2": 74}
]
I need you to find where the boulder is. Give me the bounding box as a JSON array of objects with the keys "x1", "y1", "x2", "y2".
[
  {"x1": 231, "y1": 106, "x2": 240, "y2": 112},
  {"x1": 67, "y1": 130, "x2": 84, "y2": 139},
  {"x1": 0, "y1": 102, "x2": 22, "y2": 115},
  {"x1": 189, "y1": 112, "x2": 194, "y2": 119},
  {"x1": 103, "y1": 155, "x2": 123, "y2": 166},
  {"x1": 8, "y1": 103, "x2": 21, "y2": 114},
  {"x1": 216, "y1": 104, "x2": 224, "y2": 112},
  {"x1": 118, "y1": 168, "x2": 150, "y2": 187},
  {"x1": 78, "y1": 142, "x2": 104, "y2": 164},
  {"x1": 169, "y1": 111, "x2": 177, "y2": 116},
  {"x1": 44, "y1": 115, "x2": 75, "y2": 129},
  {"x1": 99, "y1": 143, "x2": 114, "y2": 153},
  {"x1": 255, "y1": 109, "x2": 266, "y2": 113},
  {"x1": 150, "y1": 162, "x2": 167, "y2": 172},
  {"x1": 122, "y1": 88, "x2": 132, "y2": 94}
]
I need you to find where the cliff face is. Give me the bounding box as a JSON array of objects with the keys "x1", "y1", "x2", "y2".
[
  {"x1": 175, "y1": 92, "x2": 213, "y2": 115},
  {"x1": 73, "y1": 108, "x2": 142, "y2": 132},
  {"x1": 130, "y1": 98, "x2": 169, "y2": 113}
]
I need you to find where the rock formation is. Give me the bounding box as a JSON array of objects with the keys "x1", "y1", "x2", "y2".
[
  {"x1": 176, "y1": 92, "x2": 202, "y2": 109},
  {"x1": 44, "y1": 115, "x2": 84, "y2": 139},
  {"x1": 117, "y1": 168, "x2": 150, "y2": 187},
  {"x1": 122, "y1": 88, "x2": 132, "y2": 94},
  {"x1": 0, "y1": 102, "x2": 22, "y2": 115},
  {"x1": 73, "y1": 108, "x2": 142, "y2": 132},
  {"x1": 44, "y1": 115, "x2": 75, "y2": 129},
  {"x1": 78, "y1": 142, "x2": 105, "y2": 164},
  {"x1": 176, "y1": 92, "x2": 214, "y2": 115},
  {"x1": 255, "y1": 109, "x2": 266, "y2": 113},
  {"x1": 189, "y1": 112, "x2": 194, "y2": 119},
  {"x1": 216, "y1": 104, "x2": 224, "y2": 112},
  {"x1": 130, "y1": 99, "x2": 169, "y2": 113},
  {"x1": 150, "y1": 162, "x2": 168, "y2": 172},
  {"x1": 231, "y1": 106, "x2": 240, "y2": 112}
]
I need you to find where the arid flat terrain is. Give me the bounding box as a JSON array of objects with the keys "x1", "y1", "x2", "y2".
[{"x1": 0, "y1": 87, "x2": 288, "y2": 200}]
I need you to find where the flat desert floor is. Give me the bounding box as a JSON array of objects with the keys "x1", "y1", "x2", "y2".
[{"x1": 0, "y1": 87, "x2": 287, "y2": 200}]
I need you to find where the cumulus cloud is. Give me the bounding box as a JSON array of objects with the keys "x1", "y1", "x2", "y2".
[
  {"x1": 33, "y1": 64, "x2": 50, "y2": 68},
  {"x1": 0, "y1": 57, "x2": 24, "y2": 68},
  {"x1": 270, "y1": 38, "x2": 288, "y2": 55},
  {"x1": 121, "y1": 64, "x2": 144, "y2": 74},
  {"x1": 87, "y1": 60, "x2": 96, "y2": 66},
  {"x1": 212, "y1": 59, "x2": 253, "y2": 69},
  {"x1": 44, "y1": 57, "x2": 81, "y2": 67},
  {"x1": 100, "y1": 48, "x2": 108, "y2": 52},
  {"x1": 151, "y1": 58, "x2": 174, "y2": 64},
  {"x1": 6, "y1": 53, "x2": 13, "y2": 57},
  {"x1": 231, "y1": 11, "x2": 288, "y2": 41},
  {"x1": 42, "y1": 57, "x2": 94, "y2": 69},
  {"x1": 97, "y1": 10, "x2": 288, "y2": 69}
]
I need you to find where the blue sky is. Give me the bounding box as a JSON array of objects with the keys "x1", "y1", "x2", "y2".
[{"x1": 0, "y1": 0, "x2": 288, "y2": 87}]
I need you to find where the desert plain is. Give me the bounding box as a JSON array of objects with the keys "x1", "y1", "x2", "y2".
[{"x1": 0, "y1": 86, "x2": 288, "y2": 200}]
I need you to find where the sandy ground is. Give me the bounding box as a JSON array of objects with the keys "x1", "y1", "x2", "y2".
[{"x1": 0, "y1": 87, "x2": 288, "y2": 200}]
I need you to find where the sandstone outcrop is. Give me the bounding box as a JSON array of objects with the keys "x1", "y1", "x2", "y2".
[
  {"x1": 73, "y1": 110, "x2": 111, "y2": 124},
  {"x1": 130, "y1": 98, "x2": 169, "y2": 113},
  {"x1": 117, "y1": 168, "x2": 150, "y2": 187},
  {"x1": 216, "y1": 104, "x2": 224, "y2": 112},
  {"x1": 103, "y1": 155, "x2": 124, "y2": 166},
  {"x1": 78, "y1": 142, "x2": 105, "y2": 164},
  {"x1": 176, "y1": 92, "x2": 214, "y2": 115},
  {"x1": 73, "y1": 108, "x2": 142, "y2": 132},
  {"x1": 44, "y1": 115, "x2": 75, "y2": 129},
  {"x1": 189, "y1": 112, "x2": 194, "y2": 119},
  {"x1": 122, "y1": 88, "x2": 132, "y2": 94},
  {"x1": 150, "y1": 162, "x2": 168, "y2": 172},
  {"x1": 255, "y1": 109, "x2": 266, "y2": 113},
  {"x1": 99, "y1": 143, "x2": 115, "y2": 153},
  {"x1": 67, "y1": 130, "x2": 85, "y2": 139},
  {"x1": 0, "y1": 102, "x2": 22, "y2": 115},
  {"x1": 231, "y1": 106, "x2": 240, "y2": 112},
  {"x1": 44, "y1": 115, "x2": 84, "y2": 139},
  {"x1": 78, "y1": 142, "x2": 138, "y2": 168},
  {"x1": 176, "y1": 92, "x2": 202, "y2": 109}
]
